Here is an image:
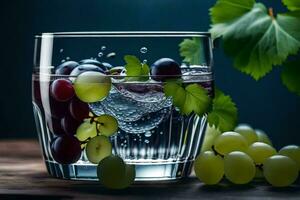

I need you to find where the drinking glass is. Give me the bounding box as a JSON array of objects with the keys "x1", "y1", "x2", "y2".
[{"x1": 32, "y1": 32, "x2": 214, "y2": 181}]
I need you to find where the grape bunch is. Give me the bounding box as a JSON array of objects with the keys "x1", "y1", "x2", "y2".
[
  {"x1": 48, "y1": 60, "x2": 136, "y2": 189},
  {"x1": 195, "y1": 124, "x2": 300, "y2": 187}
]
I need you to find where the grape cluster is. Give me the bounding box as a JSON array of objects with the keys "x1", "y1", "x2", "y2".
[
  {"x1": 48, "y1": 59, "x2": 136, "y2": 189},
  {"x1": 195, "y1": 124, "x2": 300, "y2": 187}
]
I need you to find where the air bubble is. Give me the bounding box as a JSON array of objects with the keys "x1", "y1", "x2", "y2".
[
  {"x1": 160, "y1": 131, "x2": 164, "y2": 135},
  {"x1": 145, "y1": 131, "x2": 152, "y2": 137},
  {"x1": 61, "y1": 59, "x2": 66, "y2": 63},
  {"x1": 66, "y1": 57, "x2": 70, "y2": 60},
  {"x1": 98, "y1": 52, "x2": 103, "y2": 57},
  {"x1": 107, "y1": 52, "x2": 116, "y2": 58},
  {"x1": 143, "y1": 59, "x2": 148, "y2": 64},
  {"x1": 145, "y1": 139, "x2": 150, "y2": 144},
  {"x1": 59, "y1": 49, "x2": 64, "y2": 53},
  {"x1": 101, "y1": 46, "x2": 106, "y2": 51},
  {"x1": 140, "y1": 47, "x2": 148, "y2": 54}
]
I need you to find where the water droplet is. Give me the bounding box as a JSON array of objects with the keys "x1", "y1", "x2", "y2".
[
  {"x1": 98, "y1": 52, "x2": 103, "y2": 57},
  {"x1": 66, "y1": 57, "x2": 70, "y2": 60},
  {"x1": 61, "y1": 59, "x2": 66, "y2": 63},
  {"x1": 140, "y1": 47, "x2": 148, "y2": 54},
  {"x1": 145, "y1": 131, "x2": 152, "y2": 137},
  {"x1": 59, "y1": 49, "x2": 64, "y2": 53},
  {"x1": 145, "y1": 139, "x2": 150, "y2": 144},
  {"x1": 101, "y1": 46, "x2": 106, "y2": 51},
  {"x1": 106, "y1": 52, "x2": 116, "y2": 58},
  {"x1": 143, "y1": 59, "x2": 148, "y2": 64}
]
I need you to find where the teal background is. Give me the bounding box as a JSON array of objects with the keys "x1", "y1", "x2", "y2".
[{"x1": 1, "y1": 0, "x2": 299, "y2": 148}]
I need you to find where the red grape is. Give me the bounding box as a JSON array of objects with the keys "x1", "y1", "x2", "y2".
[
  {"x1": 50, "y1": 135, "x2": 82, "y2": 164},
  {"x1": 61, "y1": 113, "x2": 81, "y2": 135},
  {"x1": 50, "y1": 79, "x2": 74, "y2": 102},
  {"x1": 46, "y1": 116, "x2": 65, "y2": 136},
  {"x1": 69, "y1": 97, "x2": 90, "y2": 121}
]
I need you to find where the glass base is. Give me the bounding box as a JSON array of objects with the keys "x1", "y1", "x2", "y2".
[{"x1": 44, "y1": 160, "x2": 194, "y2": 181}]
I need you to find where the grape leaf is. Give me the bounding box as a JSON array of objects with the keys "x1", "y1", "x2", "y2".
[
  {"x1": 281, "y1": 58, "x2": 300, "y2": 96},
  {"x1": 207, "y1": 89, "x2": 238, "y2": 132},
  {"x1": 210, "y1": 1, "x2": 300, "y2": 80},
  {"x1": 163, "y1": 82, "x2": 211, "y2": 116},
  {"x1": 124, "y1": 55, "x2": 150, "y2": 80},
  {"x1": 179, "y1": 37, "x2": 204, "y2": 65},
  {"x1": 283, "y1": 0, "x2": 300, "y2": 11},
  {"x1": 210, "y1": 0, "x2": 255, "y2": 24}
]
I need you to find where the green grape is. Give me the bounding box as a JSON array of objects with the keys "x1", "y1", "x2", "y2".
[
  {"x1": 263, "y1": 155, "x2": 298, "y2": 187},
  {"x1": 224, "y1": 151, "x2": 256, "y2": 184},
  {"x1": 75, "y1": 121, "x2": 97, "y2": 142},
  {"x1": 97, "y1": 155, "x2": 135, "y2": 189},
  {"x1": 86, "y1": 135, "x2": 112, "y2": 164},
  {"x1": 213, "y1": 132, "x2": 248, "y2": 155},
  {"x1": 95, "y1": 114, "x2": 119, "y2": 137},
  {"x1": 122, "y1": 164, "x2": 136, "y2": 186},
  {"x1": 74, "y1": 71, "x2": 111, "y2": 103},
  {"x1": 200, "y1": 125, "x2": 221, "y2": 153},
  {"x1": 279, "y1": 145, "x2": 300, "y2": 171},
  {"x1": 246, "y1": 142, "x2": 277, "y2": 164},
  {"x1": 255, "y1": 129, "x2": 273, "y2": 146},
  {"x1": 194, "y1": 151, "x2": 224, "y2": 185},
  {"x1": 234, "y1": 124, "x2": 258, "y2": 145}
]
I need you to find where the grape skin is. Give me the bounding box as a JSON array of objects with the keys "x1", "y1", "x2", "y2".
[
  {"x1": 234, "y1": 124, "x2": 258, "y2": 145},
  {"x1": 224, "y1": 151, "x2": 256, "y2": 184},
  {"x1": 255, "y1": 129, "x2": 273, "y2": 146},
  {"x1": 76, "y1": 121, "x2": 98, "y2": 142},
  {"x1": 279, "y1": 145, "x2": 300, "y2": 171},
  {"x1": 214, "y1": 132, "x2": 248, "y2": 155},
  {"x1": 246, "y1": 142, "x2": 277, "y2": 164},
  {"x1": 74, "y1": 71, "x2": 111, "y2": 103},
  {"x1": 97, "y1": 155, "x2": 135, "y2": 189},
  {"x1": 86, "y1": 135, "x2": 112, "y2": 164},
  {"x1": 263, "y1": 155, "x2": 298, "y2": 187},
  {"x1": 194, "y1": 151, "x2": 224, "y2": 185},
  {"x1": 95, "y1": 114, "x2": 119, "y2": 137}
]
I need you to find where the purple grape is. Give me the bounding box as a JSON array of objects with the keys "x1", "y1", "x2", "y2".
[
  {"x1": 70, "y1": 64, "x2": 105, "y2": 77},
  {"x1": 79, "y1": 59, "x2": 108, "y2": 71},
  {"x1": 50, "y1": 79, "x2": 74, "y2": 102},
  {"x1": 55, "y1": 61, "x2": 79, "y2": 75},
  {"x1": 46, "y1": 95, "x2": 69, "y2": 119},
  {"x1": 50, "y1": 135, "x2": 82, "y2": 164},
  {"x1": 61, "y1": 113, "x2": 81, "y2": 135},
  {"x1": 69, "y1": 97, "x2": 90, "y2": 121},
  {"x1": 46, "y1": 116, "x2": 65, "y2": 136},
  {"x1": 151, "y1": 58, "x2": 182, "y2": 81}
]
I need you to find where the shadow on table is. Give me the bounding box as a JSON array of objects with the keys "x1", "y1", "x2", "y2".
[{"x1": 0, "y1": 194, "x2": 72, "y2": 200}]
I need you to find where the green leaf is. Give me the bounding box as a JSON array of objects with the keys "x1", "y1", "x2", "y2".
[
  {"x1": 210, "y1": 0, "x2": 255, "y2": 24},
  {"x1": 283, "y1": 0, "x2": 300, "y2": 11},
  {"x1": 124, "y1": 55, "x2": 150, "y2": 80},
  {"x1": 207, "y1": 89, "x2": 238, "y2": 132},
  {"x1": 163, "y1": 82, "x2": 211, "y2": 116},
  {"x1": 210, "y1": 2, "x2": 300, "y2": 80},
  {"x1": 281, "y1": 58, "x2": 300, "y2": 96},
  {"x1": 179, "y1": 37, "x2": 204, "y2": 65}
]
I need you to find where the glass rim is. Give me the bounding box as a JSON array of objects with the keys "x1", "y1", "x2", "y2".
[{"x1": 35, "y1": 31, "x2": 211, "y2": 38}]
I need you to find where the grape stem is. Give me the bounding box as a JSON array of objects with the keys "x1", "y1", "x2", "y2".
[
  {"x1": 268, "y1": 7, "x2": 275, "y2": 20},
  {"x1": 211, "y1": 145, "x2": 224, "y2": 158}
]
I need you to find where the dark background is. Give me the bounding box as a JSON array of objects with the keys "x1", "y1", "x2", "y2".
[{"x1": 1, "y1": 0, "x2": 299, "y2": 148}]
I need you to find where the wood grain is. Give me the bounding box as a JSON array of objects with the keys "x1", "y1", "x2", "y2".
[{"x1": 0, "y1": 139, "x2": 299, "y2": 200}]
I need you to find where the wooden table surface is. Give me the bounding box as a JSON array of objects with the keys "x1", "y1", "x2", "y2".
[{"x1": 0, "y1": 139, "x2": 299, "y2": 200}]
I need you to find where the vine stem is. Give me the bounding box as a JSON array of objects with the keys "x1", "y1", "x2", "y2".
[{"x1": 268, "y1": 7, "x2": 275, "y2": 20}]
